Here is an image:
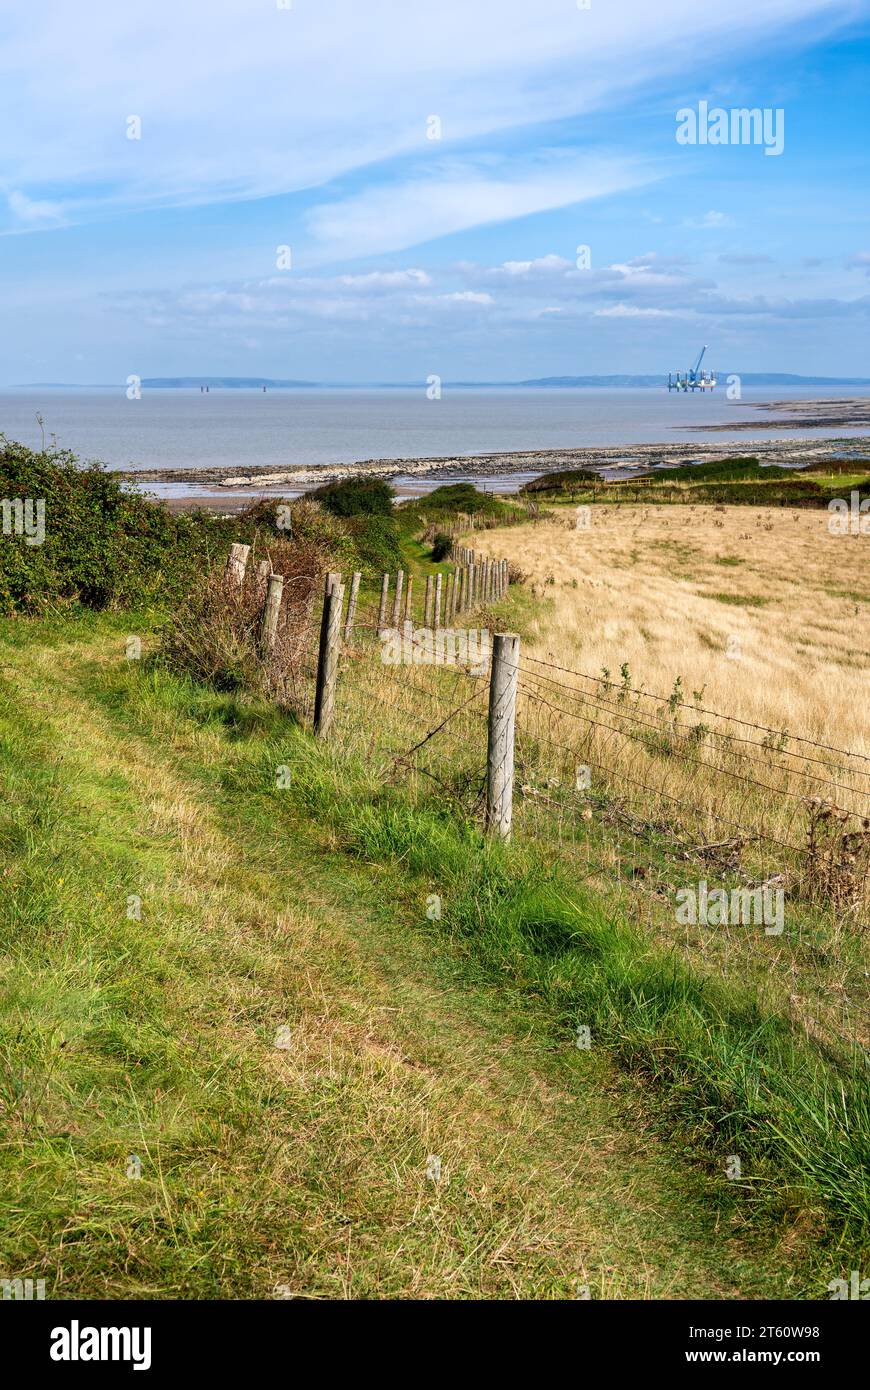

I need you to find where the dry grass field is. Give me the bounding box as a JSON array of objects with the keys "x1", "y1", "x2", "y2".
[
  {"x1": 468, "y1": 503, "x2": 870, "y2": 933},
  {"x1": 477, "y1": 503, "x2": 869, "y2": 759}
]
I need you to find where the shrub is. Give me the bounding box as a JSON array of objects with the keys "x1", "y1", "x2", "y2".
[
  {"x1": 343, "y1": 513, "x2": 403, "y2": 576},
  {"x1": 235, "y1": 497, "x2": 357, "y2": 569},
  {"x1": 521, "y1": 469, "x2": 599, "y2": 494},
  {"x1": 0, "y1": 437, "x2": 233, "y2": 613},
  {"x1": 158, "y1": 536, "x2": 332, "y2": 705},
  {"x1": 431, "y1": 532, "x2": 452, "y2": 562},
  {"x1": 307, "y1": 477, "x2": 395, "y2": 517}
]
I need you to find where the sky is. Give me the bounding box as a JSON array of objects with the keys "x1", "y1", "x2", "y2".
[{"x1": 1, "y1": 0, "x2": 869, "y2": 383}]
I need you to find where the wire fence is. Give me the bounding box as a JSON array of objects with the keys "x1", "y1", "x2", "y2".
[{"x1": 239, "y1": 539, "x2": 870, "y2": 917}]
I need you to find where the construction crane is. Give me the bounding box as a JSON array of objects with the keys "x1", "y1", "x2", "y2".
[{"x1": 668, "y1": 345, "x2": 718, "y2": 391}]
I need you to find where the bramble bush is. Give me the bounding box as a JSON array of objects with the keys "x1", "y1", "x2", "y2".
[{"x1": 0, "y1": 438, "x2": 233, "y2": 612}]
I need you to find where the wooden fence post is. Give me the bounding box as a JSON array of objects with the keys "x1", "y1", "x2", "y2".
[
  {"x1": 377, "y1": 573, "x2": 390, "y2": 633},
  {"x1": 404, "y1": 575, "x2": 413, "y2": 622},
  {"x1": 446, "y1": 573, "x2": 455, "y2": 623},
  {"x1": 391, "y1": 569, "x2": 404, "y2": 627},
  {"x1": 344, "y1": 571, "x2": 361, "y2": 642},
  {"x1": 314, "y1": 575, "x2": 345, "y2": 739},
  {"x1": 424, "y1": 575, "x2": 433, "y2": 627},
  {"x1": 259, "y1": 573, "x2": 284, "y2": 653},
  {"x1": 256, "y1": 559, "x2": 271, "y2": 597},
  {"x1": 226, "y1": 543, "x2": 250, "y2": 586},
  {"x1": 486, "y1": 633, "x2": 520, "y2": 840},
  {"x1": 434, "y1": 573, "x2": 442, "y2": 630}
]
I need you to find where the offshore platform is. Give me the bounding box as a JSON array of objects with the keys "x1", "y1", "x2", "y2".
[{"x1": 668, "y1": 345, "x2": 717, "y2": 391}]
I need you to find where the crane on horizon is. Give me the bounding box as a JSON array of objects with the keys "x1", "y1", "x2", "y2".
[{"x1": 668, "y1": 345, "x2": 718, "y2": 391}]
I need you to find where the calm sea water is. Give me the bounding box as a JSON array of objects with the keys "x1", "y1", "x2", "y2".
[{"x1": 1, "y1": 386, "x2": 867, "y2": 498}]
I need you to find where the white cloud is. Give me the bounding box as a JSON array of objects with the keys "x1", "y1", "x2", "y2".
[
  {"x1": 440, "y1": 291, "x2": 494, "y2": 305},
  {"x1": 0, "y1": 0, "x2": 854, "y2": 231},
  {"x1": 496, "y1": 255, "x2": 575, "y2": 277},
  {"x1": 684, "y1": 210, "x2": 735, "y2": 229},
  {"x1": 304, "y1": 153, "x2": 656, "y2": 261},
  {"x1": 594, "y1": 304, "x2": 683, "y2": 318},
  {"x1": 7, "y1": 190, "x2": 64, "y2": 225}
]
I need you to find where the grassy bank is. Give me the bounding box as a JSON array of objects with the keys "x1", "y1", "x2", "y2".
[{"x1": 1, "y1": 611, "x2": 835, "y2": 1298}]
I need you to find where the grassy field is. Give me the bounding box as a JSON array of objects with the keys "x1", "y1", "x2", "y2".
[
  {"x1": 475, "y1": 501, "x2": 870, "y2": 754},
  {"x1": 2, "y1": 610, "x2": 842, "y2": 1299},
  {"x1": 2, "y1": 456, "x2": 869, "y2": 1301}
]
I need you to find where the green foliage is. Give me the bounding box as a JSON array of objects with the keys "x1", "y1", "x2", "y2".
[
  {"x1": 343, "y1": 513, "x2": 403, "y2": 576},
  {"x1": 644, "y1": 456, "x2": 788, "y2": 482},
  {"x1": 430, "y1": 531, "x2": 452, "y2": 562},
  {"x1": 270, "y1": 746, "x2": 870, "y2": 1239},
  {"x1": 0, "y1": 437, "x2": 230, "y2": 613},
  {"x1": 235, "y1": 497, "x2": 357, "y2": 570},
  {"x1": 521, "y1": 469, "x2": 600, "y2": 494},
  {"x1": 308, "y1": 476, "x2": 395, "y2": 517},
  {"x1": 396, "y1": 483, "x2": 516, "y2": 535}
]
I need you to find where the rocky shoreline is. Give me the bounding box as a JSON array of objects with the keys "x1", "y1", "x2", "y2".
[
  {"x1": 696, "y1": 398, "x2": 870, "y2": 432},
  {"x1": 118, "y1": 431, "x2": 870, "y2": 494}
]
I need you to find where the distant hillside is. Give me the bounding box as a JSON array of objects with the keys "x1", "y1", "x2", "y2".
[
  {"x1": 13, "y1": 372, "x2": 870, "y2": 389},
  {"x1": 509, "y1": 373, "x2": 870, "y2": 388},
  {"x1": 142, "y1": 377, "x2": 320, "y2": 388}
]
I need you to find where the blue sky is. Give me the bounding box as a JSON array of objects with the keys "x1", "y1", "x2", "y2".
[{"x1": 1, "y1": 0, "x2": 868, "y2": 382}]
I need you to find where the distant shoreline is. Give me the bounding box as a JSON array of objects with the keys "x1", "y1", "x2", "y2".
[{"x1": 123, "y1": 430, "x2": 870, "y2": 510}]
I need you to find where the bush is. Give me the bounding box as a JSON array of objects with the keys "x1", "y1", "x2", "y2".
[
  {"x1": 158, "y1": 536, "x2": 333, "y2": 705},
  {"x1": 0, "y1": 437, "x2": 234, "y2": 613},
  {"x1": 521, "y1": 469, "x2": 599, "y2": 494},
  {"x1": 396, "y1": 483, "x2": 517, "y2": 537},
  {"x1": 343, "y1": 513, "x2": 403, "y2": 576},
  {"x1": 308, "y1": 477, "x2": 395, "y2": 517},
  {"x1": 431, "y1": 532, "x2": 452, "y2": 562}
]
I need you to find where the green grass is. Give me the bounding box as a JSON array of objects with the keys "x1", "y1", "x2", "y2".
[
  {"x1": 703, "y1": 592, "x2": 770, "y2": 608},
  {"x1": 0, "y1": 612, "x2": 813, "y2": 1300},
  {"x1": 1, "y1": 611, "x2": 866, "y2": 1300}
]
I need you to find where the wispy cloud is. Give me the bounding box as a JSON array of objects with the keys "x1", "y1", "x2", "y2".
[
  {"x1": 7, "y1": 190, "x2": 65, "y2": 226},
  {"x1": 0, "y1": 0, "x2": 855, "y2": 231},
  {"x1": 304, "y1": 152, "x2": 657, "y2": 261}
]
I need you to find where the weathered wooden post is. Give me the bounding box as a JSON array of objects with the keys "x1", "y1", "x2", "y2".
[
  {"x1": 486, "y1": 633, "x2": 520, "y2": 840},
  {"x1": 391, "y1": 569, "x2": 404, "y2": 627},
  {"x1": 424, "y1": 575, "x2": 433, "y2": 627},
  {"x1": 314, "y1": 574, "x2": 345, "y2": 739},
  {"x1": 225, "y1": 543, "x2": 250, "y2": 586},
  {"x1": 256, "y1": 558, "x2": 271, "y2": 596},
  {"x1": 446, "y1": 573, "x2": 455, "y2": 623},
  {"x1": 404, "y1": 575, "x2": 413, "y2": 622},
  {"x1": 343, "y1": 571, "x2": 361, "y2": 642},
  {"x1": 259, "y1": 572, "x2": 284, "y2": 653},
  {"x1": 377, "y1": 573, "x2": 390, "y2": 633},
  {"x1": 434, "y1": 573, "x2": 442, "y2": 630}
]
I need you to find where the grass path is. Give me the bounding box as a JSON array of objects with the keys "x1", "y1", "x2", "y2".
[{"x1": 0, "y1": 615, "x2": 814, "y2": 1298}]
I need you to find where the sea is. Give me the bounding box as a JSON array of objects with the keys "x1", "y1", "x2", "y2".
[{"x1": 1, "y1": 385, "x2": 868, "y2": 500}]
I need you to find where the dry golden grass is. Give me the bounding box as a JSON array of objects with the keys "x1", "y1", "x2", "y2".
[
  {"x1": 473, "y1": 504, "x2": 870, "y2": 908},
  {"x1": 478, "y1": 503, "x2": 869, "y2": 756}
]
